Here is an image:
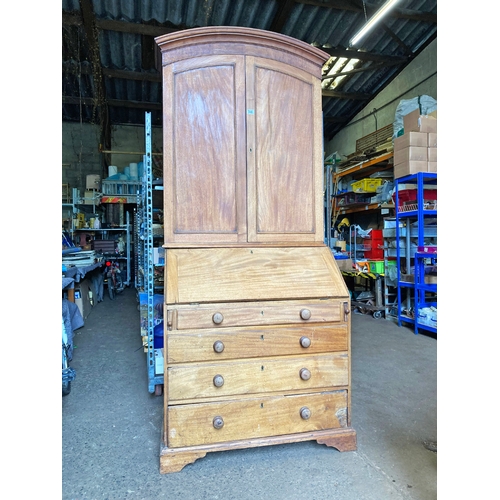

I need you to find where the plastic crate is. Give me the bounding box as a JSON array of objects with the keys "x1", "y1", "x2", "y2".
[
  {"x1": 352, "y1": 178, "x2": 383, "y2": 193},
  {"x1": 369, "y1": 261, "x2": 384, "y2": 273},
  {"x1": 364, "y1": 248, "x2": 384, "y2": 259},
  {"x1": 418, "y1": 245, "x2": 437, "y2": 254}
]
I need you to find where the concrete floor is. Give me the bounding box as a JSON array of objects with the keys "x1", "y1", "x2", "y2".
[{"x1": 62, "y1": 286, "x2": 437, "y2": 500}]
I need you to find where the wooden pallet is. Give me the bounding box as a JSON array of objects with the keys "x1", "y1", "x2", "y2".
[
  {"x1": 337, "y1": 125, "x2": 394, "y2": 170},
  {"x1": 356, "y1": 124, "x2": 393, "y2": 153}
]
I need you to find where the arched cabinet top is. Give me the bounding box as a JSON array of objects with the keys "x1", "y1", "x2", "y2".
[{"x1": 155, "y1": 26, "x2": 329, "y2": 78}]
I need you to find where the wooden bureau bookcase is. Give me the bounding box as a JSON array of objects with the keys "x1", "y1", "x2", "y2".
[{"x1": 155, "y1": 26, "x2": 356, "y2": 474}]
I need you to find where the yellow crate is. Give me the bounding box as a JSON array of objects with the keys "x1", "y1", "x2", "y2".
[{"x1": 352, "y1": 178, "x2": 383, "y2": 193}]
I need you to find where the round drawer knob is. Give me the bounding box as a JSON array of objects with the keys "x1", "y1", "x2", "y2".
[
  {"x1": 212, "y1": 312, "x2": 224, "y2": 324},
  {"x1": 213, "y1": 416, "x2": 224, "y2": 429},
  {"x1": 299, "y1": 368, "x2": 311, "y2": 381},
  {"x1": 213, "y1": 340, "x2": 225, "y2": 353},
  {"x1": 300, "y1": 406, "x2": 311, "y2": 420},
  {"x1": 213, "y1": 374, "x2": 224, "y2": 387},
  {"x1": 299, "y1": 336, "x2": 311, "y2": 348},
  {"x1": 300, "y1": 309, "x2": 311, "y2": 320}
]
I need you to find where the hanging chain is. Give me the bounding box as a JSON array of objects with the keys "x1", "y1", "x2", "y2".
[{"x1": 362, "y1": 1, "x2": 368, "y2": 22}]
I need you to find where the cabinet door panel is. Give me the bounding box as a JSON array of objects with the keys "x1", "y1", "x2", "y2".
[
  {"x1": 246, "y1": 57, "x2": 324, "y2": 243},
  {"x1": 163, "y1": 55, "x2": 247, "y2": 244}
]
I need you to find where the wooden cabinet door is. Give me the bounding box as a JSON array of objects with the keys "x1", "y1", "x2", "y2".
[
  {"x1": 246, "y1": 56, "x2": 324, "y2": 243},
  {"x1": 162, "y1": 55, "x2": 248, "y2": 244}
]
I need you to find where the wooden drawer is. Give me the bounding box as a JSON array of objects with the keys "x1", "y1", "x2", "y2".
[
  {"x1": 168, "y1": 299, "x2": 348, "y2": 330},
  {"x1": 167, "y1": 323, "x2": 348, "y2": 363},
  {"x1": 167, "y1": 353, "x2": 348, "y2": 401},
  {"x1": 167, "y1": 390, "x2": 348, "y2": 447}
]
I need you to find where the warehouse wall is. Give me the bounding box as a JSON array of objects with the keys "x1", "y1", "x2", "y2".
[
  {"x1": 324, "y1": 38, "x2": 437, "y2": 159},
  {"x1": 107, "y1": 124, "x2": 163, "y2": 173},
  {"x1": 61, "y1": 122, "x2": 162, "y2": 194},
  {"x1": 62, "y1": 122, "x2": 101, "y2": 191}
]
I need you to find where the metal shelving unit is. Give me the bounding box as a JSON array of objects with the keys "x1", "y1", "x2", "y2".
[
  {"x1": 395, "y1": 172, "x2": 437, "y2": 334},
  {"x1": 62, "y1": 187, "x2": 80, "y2": 236},
  {"x1": 383, "y1": 236, "x2": 398, "y2": 321},
  {"x1": 414, "y1": 251, "x2": 437, "y2": 334},
  {"x1": 331, "y1": 151, "x2": 394, "y2": 222},
  {"x1": 73, "y1": 219, "x2": 131, "y2": 285},
  {"x1": 135, "y1": 111, "x2": 164, "y2": 394}
]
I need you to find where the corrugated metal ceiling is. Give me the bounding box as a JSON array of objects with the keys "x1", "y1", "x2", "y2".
[{"x1": 62, "y1": 0, "x2": 437, "y2": 144}]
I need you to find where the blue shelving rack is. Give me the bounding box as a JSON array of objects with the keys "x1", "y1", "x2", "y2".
[
  {"x1": 395, "y1": 172, "x2": 437, "y2": 334},
  {"x1": 135, "y1": 111, "x2": 164, "y2": 394},
  {"x1": 414, "y1": 251, "x2": 437, "y2": 334}
]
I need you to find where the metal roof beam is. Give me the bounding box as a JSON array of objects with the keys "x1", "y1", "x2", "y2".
[
  {"x1": 63, "y1": 96, "x2": 162, "y2": 111},
  {"x1": 321, "y1": 90, "x2": 372, "y2": 100},
  {"x1": 322, "y1": 47, "x2": 407, "y2": 63},
  {"x1": 63, "y1": 63, "x2": 161, "y2": 83}
]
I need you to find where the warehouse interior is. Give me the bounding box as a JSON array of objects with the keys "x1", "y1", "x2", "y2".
[{"x1": 5, "y1": 0, "x2": 490, "y2": 498}]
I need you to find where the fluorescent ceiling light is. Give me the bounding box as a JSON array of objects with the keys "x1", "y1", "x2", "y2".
[{"x1": 349, "y1": 0, "x2": 401, "y2": 47}]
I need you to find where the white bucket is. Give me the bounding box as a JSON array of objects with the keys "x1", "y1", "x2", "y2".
[
  {"x1": 124, "y1": 166, "x2": 130, "y2": 177},
  {"x1": 129, "y1": 162, "x2": 138, "y2": 179},
  {"x1": 108, "y1": 165, "x2": 118, "y2": 177}
]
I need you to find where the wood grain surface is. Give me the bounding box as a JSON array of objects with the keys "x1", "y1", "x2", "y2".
[
  {"x1": 165, "y1": 246, "x2": 348, "y2": 304},
  {"x1": 167, "y1": 390, "x2": 348, "y2": 447}
]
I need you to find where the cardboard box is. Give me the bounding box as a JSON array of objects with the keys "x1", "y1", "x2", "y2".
[
  {"x1": 86, "y1": 174, "x2": 101, "y2": 190},
  {"x1": 428, "y1": 133, "x2": 437, "y2": 147},
  {"x1": 74, "y1": 278, "x2": 94, "y2": 319},
  {"x1": 394, "y1": 131, "x2": 428, "y2": 150},
  {"x1": 418, "y1": 115, "x2": 437, "y2": 134},
  {"x1": 403, "y1": 108, "x2": 437, "y2": 134},
  {"x1": 394, "y1": 161, "x2": 428, "y2": 179},
  {"x1": 428, "y1": 147, "x2": 437, "y2": 162},
  {"x1": 84, "y1": 190, "x2": 99, "y2": 205},
  {"x1": 394, "y1": 146, "x2": 428, "y2": 166},
  {"x1": 403, "y1": 108, "x2": 422, "y2": 133},
  {"x1": 428, "y1": 161, "x2": 437, "y2": 173}
]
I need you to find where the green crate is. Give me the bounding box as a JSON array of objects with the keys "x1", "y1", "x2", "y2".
[{"x1": 369, "y1": 261, "x2": 384, "y2": 273}]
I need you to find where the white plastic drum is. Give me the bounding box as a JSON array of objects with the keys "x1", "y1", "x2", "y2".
[{"x1": 129, "y1": 162, "x2": 138, "y2": 179}]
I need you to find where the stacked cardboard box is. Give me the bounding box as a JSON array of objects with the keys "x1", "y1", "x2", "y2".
[{"x1": 393, "y1": 109, "x2": 437, "y2": 179}]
